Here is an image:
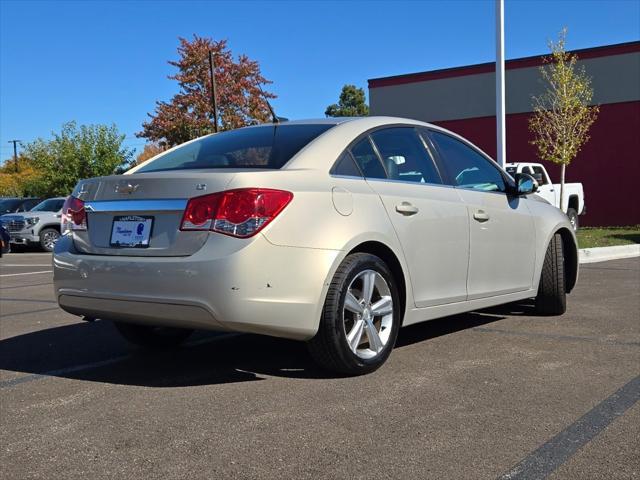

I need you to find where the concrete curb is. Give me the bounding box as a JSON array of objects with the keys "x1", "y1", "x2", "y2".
[{"x1": 579, "y1": 244, "x2": 640, "y2": 264}]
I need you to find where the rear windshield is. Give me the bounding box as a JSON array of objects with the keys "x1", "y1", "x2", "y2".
[
  {"x1": 31, "y1": 198, "x2": 65, "y2": 212},
  {"x1": 135, "y1": 124, "x2": 334, "y2": 173}
]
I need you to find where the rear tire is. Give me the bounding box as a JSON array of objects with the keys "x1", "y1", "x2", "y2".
[
  {"x1": 535, "y1": 233, "x2": 566, "y2": 315},
  {"x1": 307, "y1": 253, "x2": 401, "y2": 375},
  {"x1": 566, "y1": 208, "x2": 579, "y2": 231},
  {"x1": 39, "y1": 228, "x2": 60, "y2": 252},
  {"x1": 113, "y1": 321, "x2": 193, "y2": 349}
]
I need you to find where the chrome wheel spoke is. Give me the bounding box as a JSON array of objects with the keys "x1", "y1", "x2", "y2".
[
  {"x1": 365, "y1": 319, "x2": 384, "y2": 353},
  {"x1": 371, "y1": 296, "x2": 392, "y2": 316},
  {"x1": 362, "y1": 271, "x2": 376, "y2": 304},
  {"x1": 344, "y1": 292, "x2": 364, "y2": 314},
  {"x1": 346, "y1": 319, "x2": 365, "y2": 352}
]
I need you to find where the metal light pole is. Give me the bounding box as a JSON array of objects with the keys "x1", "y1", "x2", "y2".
[
  {"x1": 495, "y1": 0, "x2": 506, "y2": 167},
  {"x1": 208, "y1": 50, "x2": 219, "y2": 133}
]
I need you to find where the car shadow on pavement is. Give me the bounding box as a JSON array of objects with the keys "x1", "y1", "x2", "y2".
[{"x1": 0, "y1": 306, "x2": 517, "y2": 388}]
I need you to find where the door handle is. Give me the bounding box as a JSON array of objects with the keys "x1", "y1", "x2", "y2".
[
  {"x1": 473, "y1": 210, "x2": 490, "y2": 222},
  {"x1": 395, "y1": 202, "x2": 419, "y2": 216}
]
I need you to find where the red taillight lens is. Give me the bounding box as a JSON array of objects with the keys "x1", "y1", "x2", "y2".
[
  {"x1": 180, "y1": 188, "x2": 293, "y2": 238},
  {"x1": 61, "y1": 195, "x2": 87, "y2": 234}
]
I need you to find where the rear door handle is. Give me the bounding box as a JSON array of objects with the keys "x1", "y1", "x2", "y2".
[
  {"x1": 395, "y1": 202, "x2": 419, "y2": 216},
  {"x1": 473, "y1": 210, "x2": 490, "y2": 222}
]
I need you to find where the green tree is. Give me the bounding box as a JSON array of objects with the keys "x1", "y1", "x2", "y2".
[
  {"x1": 138, "y1": 35, "x2": 276, "y2": 148},
  {"x1": 529, "y1": 28, "x2": 599, "y2": 210},
  {"x1": 325, "y1": 84, "x2": 369, "y2": 117},
  {"x1": 23, "y1": 121, "x2": 133, "y2": 197}
]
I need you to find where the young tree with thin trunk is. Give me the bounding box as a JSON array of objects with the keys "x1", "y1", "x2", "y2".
[{"x1": 529, "y1": 28, "x2": 599, "y2": 212}]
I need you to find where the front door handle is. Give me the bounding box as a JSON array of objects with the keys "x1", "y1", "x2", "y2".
[
  {"x1": 473, "y1": 210, "x2": 490, "y2": 222},
  {"x1": 395, "y1": 202, "x2": 419, "y2": 216}
]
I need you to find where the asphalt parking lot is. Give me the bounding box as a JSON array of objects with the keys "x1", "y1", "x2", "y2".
[{"x1": 1, "y1": 252, "x2": 638, "y2": 479}]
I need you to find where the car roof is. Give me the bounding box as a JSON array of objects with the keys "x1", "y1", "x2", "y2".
[{"x1": 284, "y1": 116, "x2": 497, "y2": 170}]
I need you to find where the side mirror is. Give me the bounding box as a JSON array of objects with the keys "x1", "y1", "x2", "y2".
[{"x1": 515, "y1": 173, "x2": 538, "y2": 195}]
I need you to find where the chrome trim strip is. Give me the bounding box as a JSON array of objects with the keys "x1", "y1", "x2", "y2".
[{"x1": 84, "y1": 199, "x2": 187, "y2": 212}]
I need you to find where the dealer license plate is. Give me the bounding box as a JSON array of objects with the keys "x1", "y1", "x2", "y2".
[{"x1": 110, "y1": 215, "x2": 153, "y2": 248}]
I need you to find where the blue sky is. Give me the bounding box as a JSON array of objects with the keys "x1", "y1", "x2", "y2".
[{"x1": 1, "y1": 0, "x2": 639, "y2": 161}]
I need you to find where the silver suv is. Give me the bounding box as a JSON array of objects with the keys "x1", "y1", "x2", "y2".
[{"x1": 1, "y1": 197, "x2": 66, "y2": 252}]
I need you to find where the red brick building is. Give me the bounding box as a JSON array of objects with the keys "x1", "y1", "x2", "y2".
[{"x1": 368, "y1": 41, "x2": 640, "y2": 227}]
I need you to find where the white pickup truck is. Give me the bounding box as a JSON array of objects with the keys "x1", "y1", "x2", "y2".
[{"x1": 505, "y1": 162, "x2": 585, "y2": 231}]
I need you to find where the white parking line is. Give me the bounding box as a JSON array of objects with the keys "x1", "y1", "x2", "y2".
[
  {"x1": 1, "y1": 264, "x2": 52, "y2": 267},
  {"x1": 0, "y1": 270, "x2": 53, "y2": 277}
]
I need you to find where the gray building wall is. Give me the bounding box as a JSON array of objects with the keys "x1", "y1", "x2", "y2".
[{"x1": 369, "y1": 51, "x2": 640, "y2": 122}]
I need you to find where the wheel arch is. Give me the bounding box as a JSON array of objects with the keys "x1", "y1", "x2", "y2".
[
  {"x1": 568, "y1": 195, "x2": 580, "y2": 212},
  {"x1": 40, "y1": 223, "x2": 61, "y2": 233},
  {"x1": 347, "y1": 241, "x2": 407, "y2": 323},
  {"x1": 556, "y1": 227, "x2": 579, "y2": 293}
]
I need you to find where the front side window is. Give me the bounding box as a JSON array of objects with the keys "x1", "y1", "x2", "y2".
[
  {"x1": 135, "y1": 124, "x2": 334, "y2": 173},
  {"x1": 350, "y1": 137, "x2": 387, "y2": 179},
  {"x1": 429, "y1": 131, "x2": 506, "y2": 192},
  {"x1": 370, "y1": 127, "x2": 442, "y2": 184}
]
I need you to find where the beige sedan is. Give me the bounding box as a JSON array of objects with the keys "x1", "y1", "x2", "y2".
[{"x1": 54, "y1": 117, "x2": 578, "y2": 375}]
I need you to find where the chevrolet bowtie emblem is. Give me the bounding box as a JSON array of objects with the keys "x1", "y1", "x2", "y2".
[{"x1": 115, "y1": 183, "x2": 139, "y2": 194}]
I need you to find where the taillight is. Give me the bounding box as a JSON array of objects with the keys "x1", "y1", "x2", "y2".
[
  {"x1": 61, "y1": 195, "x2": 87, "y2": 234},
  {"x1": 180, "y1": 188, "x2": 293, "y2": 238}
]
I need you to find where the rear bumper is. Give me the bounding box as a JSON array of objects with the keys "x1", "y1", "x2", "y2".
[{"x1": 53, "y1": 234, "x2": 340, "y2": 340}]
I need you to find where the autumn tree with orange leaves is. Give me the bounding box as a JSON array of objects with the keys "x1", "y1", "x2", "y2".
[{"x1": 138, "y1": 36, "x2": 276, "y2": 147}]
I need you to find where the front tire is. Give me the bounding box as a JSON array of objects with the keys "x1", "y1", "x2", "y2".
[
  {"x1": 113, "y1": 321, "x2": 193, "y2": 349},
  {"x1": 566, "y1": 208, "x2": 579, "y2": 231},
  {"x1": 307, "y1": 253, "x2": 401, "y2": 375},
  {"x1": 39, "y1": 228, "x2": 60, "y2": 252},
  {"x1": 535, "y1": 233, "x2": 566, "y2": 315}
]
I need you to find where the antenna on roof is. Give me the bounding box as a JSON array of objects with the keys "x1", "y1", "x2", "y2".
[
  {"x1": 258, "y1": 84, "x2": 281, "y2": 124},
  {"x1": 208, "y1": 50, "x2": 219, "y2": 133}
]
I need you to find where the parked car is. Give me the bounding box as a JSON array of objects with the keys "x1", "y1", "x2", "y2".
[
  {"x1": 0, "y1": 197, "x2": 41, "y2": 215},
  {"x1": 53, "y1": 117, "x2": 578, "y2": 375},
  {"x1": 505, "y1": 162, "x2": 585, "y2": 230},
  {"x1": 1, "y1": 197, "x2": 66, "y2": 252},
  {"x1": 0, "y1": 224, "x2": 10, "y2": 256}
]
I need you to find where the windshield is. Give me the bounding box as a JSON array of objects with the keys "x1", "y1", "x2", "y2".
[
  {"x1": 31, "y1": 198, "x2": 65, "y2": 212},
  {"x1": 135, "y1": 124, "x2": 334, "y2": 173},
  {"x1": 0, "y1": 199, "x2": 22, "y2": 213}
]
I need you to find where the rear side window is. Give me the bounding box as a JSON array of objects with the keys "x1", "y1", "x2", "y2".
[
  {"x1": 370, "y1": 128, "x2": 442, "y2": 184},
  {"x1": 136, "y1": 124, "x2": 333, "y2": 172},
  {"x1": 331, "y1": 152, "x2": 362, "y2": 177},
  {"x1": 350, "y1": 137, "x2": 387, "y2": 179},
  {"x1": 429, "y1": 131, "x2": 506, "y2": 193}
]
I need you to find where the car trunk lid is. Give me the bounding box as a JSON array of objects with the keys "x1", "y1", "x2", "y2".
[{"x1": 71, "y1": 171, "x2": 237, "y2": 256}]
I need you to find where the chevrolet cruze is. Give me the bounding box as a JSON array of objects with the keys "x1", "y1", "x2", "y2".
[{"x1": 53, "y1": 117, "x2": 578, "y2": 375}]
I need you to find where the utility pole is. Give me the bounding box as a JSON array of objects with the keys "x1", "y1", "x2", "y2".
[
  {"x1": 495, "y1": 0, "x2": 506, "y2": 167},
  {"x1": 208, "y1": 51, "x2": 219, "y2": 133},
  {"x1": 8, "y1": 139, "x2": 21, "y2": 173}
]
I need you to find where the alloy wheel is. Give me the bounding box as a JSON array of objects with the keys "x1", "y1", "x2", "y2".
[
  {"x1": 43, "y1": 231, "x2": 60, "y2": 250},
  {"x1": 342, "y1": 269, "x2": 394, "y2": 359}
]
